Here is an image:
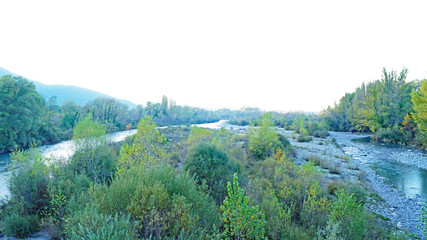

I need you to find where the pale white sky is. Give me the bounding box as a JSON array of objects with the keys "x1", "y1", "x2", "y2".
[{"x1": 1, "y1": 0, "x2": 426, "y2": 112}]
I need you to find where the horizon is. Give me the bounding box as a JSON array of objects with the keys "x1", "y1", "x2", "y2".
[{"x1": 1, "y1": 1, "x2": 426, "y2": 112}]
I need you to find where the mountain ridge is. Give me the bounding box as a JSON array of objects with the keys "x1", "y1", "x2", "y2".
[{"x1": 0, "y1": 66, "x2": 136, "y2": 108}]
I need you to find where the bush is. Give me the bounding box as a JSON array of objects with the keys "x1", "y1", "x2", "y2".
[
  {"x1": 329, "y1": 189, "x2": 367, "y2": 239},
  {"x1": 312, "y1": 129, "x2": 329, "y2": 138},
  {"x1": 8, "y1": 149, "x2": 50, "y2": 216},
  {"x1": 64, "y1": 205, "x2": 137, "y2": 240},
  {"x1": 220, "y1": 173, "x2": 266, "y2": 239},
  {"x1": 70, "y1": 143, "x2": 117, "y2": 183},
  {"x1": 185, "y1": 142, "x2": 236, "y2": 204},
  {"x1": 420, "y1": 203, "x2": 427, "y2": 238},
  {"x1": 248, "y1": 113, "x2": 283, "y2": 160},
  {"x1": 2, "y1": 213, "x2": 40, "y2": 238},
  {"x1": 297, "y1": 134, "x2": 313, "y2": 142},
  {"x1": 93, "y1": 165, "x2": 219, "y2": 239},
  {"x1": 327, "y1": 181, "x2": 367, "y2": 204}
]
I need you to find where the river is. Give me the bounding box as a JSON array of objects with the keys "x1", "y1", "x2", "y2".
[
  {"x1": 1, "y1": 122, "x2": 426, "y2": 205},
  {"x1": 0, "y1": 129, "x2": 137, "y2": 200},
  {"x1": 0, "y1": 121, "x2": 229, "y2": 200},
  {"x1": 329, "y1": 131, "x2": 427, "y2": 203}
]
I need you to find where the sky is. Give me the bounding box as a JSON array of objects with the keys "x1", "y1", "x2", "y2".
[{"x1": 1, "y1": 0, "x2": 426, "y2": 112}]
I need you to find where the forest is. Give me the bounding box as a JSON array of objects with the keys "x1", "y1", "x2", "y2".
[
  {"x1": 0, "y1": 75, "x2": 266, "y2": 153},
  {"x1": 323, "y1": 68, "x2": 427, "y2": 148},
  {"x1": 0, "y1": 70, "x2": 426, "y2": 239}
]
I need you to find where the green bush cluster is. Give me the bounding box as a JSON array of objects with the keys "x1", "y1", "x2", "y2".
[
  {"x1": 93, "y1": 165, "x2": 218, "y2": 238},
  {"x1": 64, "y1": 205, "x2": 137, "y2": 240},
  {"x1": 2, "y1": 115, "x2": 407, "y2": 239},
  {"x1": 248, "y1": 113, "x2": 284, "y2": 160},
  {"x1": 185, "y1": 142, "x2": 237, "y2": 204},
  {"x1": 329, "y1": 190, "x2": 367, "y2": 239}
]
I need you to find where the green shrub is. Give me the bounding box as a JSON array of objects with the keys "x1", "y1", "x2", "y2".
[
  {"x1": 297, "y1": 134, "x2": 313, "y2": 142},
  {"x1": 420, "y1": 203, "x2": 427, "y2": 238},
  {"x1": 312, "y1": 129, "x2": 330, "y2": 138},
  {"x1": 93, "y1": 165, "x2": 218, "y2": 239},
  {"x1": 8, "y1": 149, "x2": 50, "y2": 216},
  {"x1": 327, "y1": 181, "x2": 367, "y2": 204},
  {"x1": 127, "y1": 165, "x2": 218, "y2": 238},
  {"x1": 70, "y1": 143, "x2": 117, "y2": 183},
  {"x1": 329, "y1": 189, "x2": 367, "y2": 239},
  {"x1": 328, "y1": 162, "x2": 341, "y2": 175},
  {"x1": 185, "y1": 142, "x2": 236, "y2": 204},
  {"x1": 306, "y1": 155, "x2": 324, "y2": 167},
  {"x1": 248, "y1": 113, "x2": 283, "y2": 160},
  {"x1": 2, "y1": 213, "x2": 40, "y2": 238},
  {"x1": 259, "y1": 187, "x2": 291, "y2": 239},
  {"x1": 64, "y1": 205, "x2": 137, "y2": 240},
  {"x1": 220, "y1": 174, "x2": 266, "y2": 239},
  {"x1": 50, "y1": 166, "x2": 92, "y2": 201}
]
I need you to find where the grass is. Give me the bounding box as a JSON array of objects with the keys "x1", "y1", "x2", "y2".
[
  {"x1": 374, "y1": 213, "x2": 390, "y2": 221},
  {"x1": 328, "y1": 162, "x2": 341, "y2": 174},
  {"x1": 306, "y1": 154, "x2": 341, "y2": 175},
  {"x1": 370, "y1": 192, "x2": 385, "y2": 202},
  {"x1": 348, "y1": 163, "x2": 359, "y2": 170}
]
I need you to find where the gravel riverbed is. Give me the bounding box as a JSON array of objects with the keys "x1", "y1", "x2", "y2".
[
  {"x1": 277, "y1": 129, "x2": 423, "y2": 238},
  {"x1": 328, "y1": 131, "x2": 424, "y2": 237},
  {"x1": 226, "y1": 124, "x2": 425, "y2": 237}
]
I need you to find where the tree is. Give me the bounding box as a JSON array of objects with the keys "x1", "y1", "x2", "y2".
[
  {"x1": 84, "y1": 97, "x2": 129, "y2": 132},
  {"x1": 411, "y1": 79, "x2": 427, "y2": 145},
  {"x1": 220, "y1": 173, "x2": 266, "y2": 239},
  {"x1": 71, "y1": 115, "x2": 114, "y2": 182},
  {"x1": 0, "y1": 75, "x2": 46, "y2": 152},
  {"x1": 116, "y1": 116, "x2": 169, "y2": 177},
  {"x1": 185, "y1": 142, "x2": 235, "y2": 204},
  {"x1": 248, "y1": 113, "x2": 283, "y2": 160}
]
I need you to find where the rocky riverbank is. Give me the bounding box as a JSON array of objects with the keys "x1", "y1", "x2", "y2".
[{"x1": 277, "y1": 129, "x2": 423, "y2": 237}]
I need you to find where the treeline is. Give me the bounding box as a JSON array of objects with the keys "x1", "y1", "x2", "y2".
[
  {"x1": 323, "y1": 68, "x2": 427, "y2": 147},
  {"x1": 0, "y1": 75, "x2": 271, "y2": 153},
  {"x1": 1, "y1": 114, "x2": 407, "y2": 239}
]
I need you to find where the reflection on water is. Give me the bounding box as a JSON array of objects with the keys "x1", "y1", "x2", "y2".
[
  {"x1": 0, "y1": 129, "x2": 138, "y2": 200},
  {"x1": 195, "y1": 120, "x2": 229, "y2": 129},
  {"x1": 346, "y1": 138, "x2": 427, "y2": 202}
]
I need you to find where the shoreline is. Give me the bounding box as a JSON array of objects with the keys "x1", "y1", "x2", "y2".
[{"x1": 279, "y1": 129, "x2": 423, "y2": 237}]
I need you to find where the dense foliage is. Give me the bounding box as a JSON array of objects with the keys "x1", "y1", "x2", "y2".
[
  {"x1": 324, "y1": 68, "x2": 426, "y2": 147},
  {"x1": 0, "y1": 76, "x2": 46, "y2": 152},
  {"x1": 1, "y1": 113, "x2": 409, "y2": 239},
  {"x1": 411, "y1": 79, "x2": 427, "y2": 145},
  {"x1": 248, "y1": 113, "x2": 283, "y2": 159},
  {"x1": 185, "y1": 142, "x2": 236, "y2": 204},
  {"x1": 1, "y1": 74, "x2": 312, "y2": 153}
]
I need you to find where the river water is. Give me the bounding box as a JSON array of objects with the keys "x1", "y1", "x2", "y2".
[
  {"x1": 196, "y1": 122, "x2": 427, "y2": 202},
  {"x1": 2, "y1": 122, "x2": 426, "y2": 204},
  {"x1": 329, "y1": 132, "x2": 427, "y2": 202},
  {"x1": 0, "y1": 129, "x2": 137, "y2": 200},
  {"x1": 0, "y1": 121, "x2": 227, "y2": 200}
]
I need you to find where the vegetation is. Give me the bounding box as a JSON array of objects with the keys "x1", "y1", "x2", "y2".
[
  {"x1": 220, "y1": 173, "x2": 266, "y2": 239},
  {"x1": 1, "y1": 70, "x2": 420, "y2": 238},
  {"x1": 248, "y1": 113, "x2": 283, "y2": 159},
  {"x1": 0, "y1": 76, "x2": 47, "y2": 152},
  {"x1": 411, "y1": 79, "x2": 427, "y2": 147},
  {"x1": 324, "y1": 68, "x2": 426, "y2": 147},
  {"x1": 185, "y1": 142, "x2": 236, "y2": 204}
]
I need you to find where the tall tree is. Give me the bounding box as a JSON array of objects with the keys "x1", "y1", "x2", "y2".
[
  {"x1": 0, "y1": 76, "x2": 46, "y2": 151},
  {"x1": 411, "y1": 80, "x2": 427, "y2": 145}
]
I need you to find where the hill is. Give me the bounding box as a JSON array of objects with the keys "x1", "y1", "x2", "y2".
[{"x1": 0, "y1": 66, "x2": 136, "y2": 108}]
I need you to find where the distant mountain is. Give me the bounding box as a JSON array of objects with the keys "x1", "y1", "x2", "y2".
[
  {"x1": 0, "y1": 66, "x2": 15, "y2": 76},
  {"x1": 0, "y1": 66, "x2": 136, "y2": 108}
]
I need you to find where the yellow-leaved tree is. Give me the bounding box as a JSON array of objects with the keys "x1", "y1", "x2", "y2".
[{"x1": 116, "y1": 116, "x2": 169, "y2": 177}]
